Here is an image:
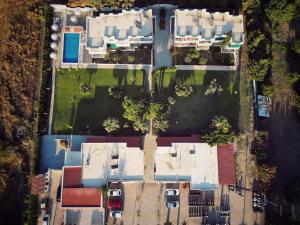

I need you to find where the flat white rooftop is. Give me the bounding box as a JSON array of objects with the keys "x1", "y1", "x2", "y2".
[
  {"x1": 155, "y1": 143, "x2": 219, "y2": 190},
  {"x1": 81, "y1": 143, "x2": 144, "y2": 187},
  {"x1": 87, "y1": 9, "x2": 153, "y2": 49},
  {"x1": 175, "y1": 9, "x2": 243, "y2": 43}
]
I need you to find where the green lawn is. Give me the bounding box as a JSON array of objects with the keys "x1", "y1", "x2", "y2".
[
  {"x1": 53, "y1": 68, "x2": 146, "y2": 134},
  {"x1": 153, "y1": 68, "x2": 242, "y2": 134}
]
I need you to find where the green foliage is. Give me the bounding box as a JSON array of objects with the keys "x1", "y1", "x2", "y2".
[
  {"x1": 168, "y1": 96, "x2": 176, "y2": 105},
  {"x1": 202, "y1": 116, "x2": 234, "y2": 146},
  {"x1": 220, "y1": 33, "x2": 232, "y2": 47},
  {"x1": 198, "y1": 56, "x2": 208, "y2": 65},
  {"x1": 285, "y1": 72, "x2": 300, "y2": 85},
  {"x1": 175, "y1": 84, "x2": 193, "y2": 97},
  {"x1": 127, "y1": 55, "x2": 135, "y2": 63},
  {"x1": 100, "y1": 185, "x2": 108, "y2": 196},
  {"x1": 248, "y1": 59, "x2": 271, "y2": 81},
  {"x1": 133, "y1": 119, "x2": 148, "y2": 132},
  {"x1": 257, "y1": 164, "x2": 276, "y2": 192},
  {"x1": 153, "y1": 115, "x2": 169, "y2": 132},
  {"x1": 265, "y1": 0, "x2": 297, "y2": 23},
  {"x1": 145, "y1": 102, "x2": 163, "y2": 120},
  {"x1": 122, "y1": 96, "x2": 144, "y2": 122},
  {"x1": 184, "y1": 49, "x2": 200, "y2": 64},
  {"x1": 24, "y1": 195, "x2": 38, "y2": 225},
  {"x1": 205, "y1": 79, "x2": 223, "y2": 95},
  {"x1": 103, "y1": 117, "x2": 120, "y2": 133},
  {"x1": 262, "y1": 84, "x2": 275, "y2": 97},
  {"x1": 292, "y1": 39, "x2": 300, "y2": 55},
  {"x1": 108, "y1": 85, "x2": 124, "y2": 99},
  {"x1": 112, "y1": 53, "x2": 121, "y2": 63}
]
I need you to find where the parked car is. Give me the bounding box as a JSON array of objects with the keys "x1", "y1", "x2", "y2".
[
  {"x1": 108, "y1": 199, "x2": 122, "y2": 209},
  {"x1": 108, "y1": 189, "x2": 121, "y2": 197},
  {"x1": 56, "y1": 185, "x2": 61, "y2": 202},
  {"x1": 110, "y1": 211, "x2": 123, "y2": 218},
  {"x1": 166, "y1": 189, "x2": 179, "y2": 196},
  {"x1": 166, "y1": 201, "x2": 179, "y2": 208},
  {"x1": 42, "y1": 214, "x2": 50, "y2": 225}
]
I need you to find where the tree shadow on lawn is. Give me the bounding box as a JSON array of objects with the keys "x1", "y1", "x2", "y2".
[
  {"x1": 72, "y1": 86, "x2": 143, "y2": 135},
  {"x1": 160, "y1": 71, "x2": 240, "y2": 135}
]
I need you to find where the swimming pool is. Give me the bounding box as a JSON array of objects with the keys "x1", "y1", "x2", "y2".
[{"x1": 63, "y1": 33, "x2": 80, "y2": 63}]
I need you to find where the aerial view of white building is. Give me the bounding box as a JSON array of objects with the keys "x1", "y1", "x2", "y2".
[{"x1": 173, "y1": 9, "x2": 244, "y2": 51}]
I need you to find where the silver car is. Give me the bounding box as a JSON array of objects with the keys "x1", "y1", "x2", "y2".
[{"x1": 166, "y1": 201, "x2": 179, "y2": 208}]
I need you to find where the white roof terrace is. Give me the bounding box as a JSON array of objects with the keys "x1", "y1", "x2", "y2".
[
  {"x1": 81, "y1": 143, "x2": 144, "y2": 187},
  {"x1": 174, "y1": 9, "x2": 244, "y2": 43},
  {"x1": 86, "y1": 9, "x2": 153, "y2": 54},
  {"x1": 155, "y1": 143, "x2": 219, "y2": 190}
]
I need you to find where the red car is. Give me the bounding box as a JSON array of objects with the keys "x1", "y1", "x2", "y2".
[{"x1": 108, "y1": 199, "x2": 122, "y2": 209}]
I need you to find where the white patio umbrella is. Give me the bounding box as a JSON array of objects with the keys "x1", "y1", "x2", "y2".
[
  {"x1": 50, "y1": 52, "x2": 57, "y2": 59},
  {"x1": 50, "y1": 42, "x2": 57, "y2": 50},
  {"x1": 51, "y1": 33, "x2": 58, "y2": 41},
  {"x1": 51, "y1": 24, "x2": 59, "y2": 31},
  {"x1": 70, "y1": 15, "x2": 78, "y2": 23}
]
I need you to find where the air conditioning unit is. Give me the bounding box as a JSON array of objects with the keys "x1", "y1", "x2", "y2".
[{"x1": 190, "y1": 149, "x2": 195, "y2": 154}]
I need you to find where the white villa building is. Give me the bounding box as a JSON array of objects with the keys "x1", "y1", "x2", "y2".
[
  {"x1": 173, "y1": 9, "x2": 244, "y2": 51},
  {"x1": 86, "y1": 9, "x2": 153, "y2": 57}
]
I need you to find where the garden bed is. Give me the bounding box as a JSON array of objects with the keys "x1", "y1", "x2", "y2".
[
  {"x1": 173, "y1": 46, "x2": 234, "y2": 66},
  {"x1": 93, "y1": 45, "x2": 152, "y2": 64}
]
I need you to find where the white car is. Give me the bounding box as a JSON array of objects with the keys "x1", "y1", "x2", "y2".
[
  {"x1": 110, "y1": 211, "x2": 123, "y2": 218},
  {"x1": 166, "y1": 201, "x2": 180, "y2": 208},
  {"x1": 108, "y1": 189, "x2": 121, "y2": 197},
  {"x1": 42, "y1": 214, "x2": 50, "y2": 225},
  {"x1": 166, "y1": 189, "x2": 179, "y2": 196}
]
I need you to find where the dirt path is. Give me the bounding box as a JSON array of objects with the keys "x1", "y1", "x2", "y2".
[{"x1": 266, "y1": 45, "x2": 300, "y2": 203}]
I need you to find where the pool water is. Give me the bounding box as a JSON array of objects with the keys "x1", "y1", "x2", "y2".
[{"x1": 63, "y1": 33, "x2": 80, "y2": 63}]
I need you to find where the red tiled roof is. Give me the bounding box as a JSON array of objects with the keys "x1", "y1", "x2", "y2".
[
  {"x1": 63, "y1": 167, "x2": 82, "y2": 188},
  {"x1": 157, "y1": 135, "x2": 200, "y2": 147},
  {"x1": 86, "y1": 136, "x2": 141, "y2": 148},
  {"x1": 62, "y1": 188, "x2": 102, "y2": 207},
  {"x1": 31, "y1": 174, "x2": 45, "y2": 195},
  {"x1": 217, "y1": 144, "x2": 235, "y2": 185}
]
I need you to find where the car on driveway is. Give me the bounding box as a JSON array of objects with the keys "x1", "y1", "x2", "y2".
[
  {"x1": 108, "y1": 189, "x2": 121, "y2": 197},
  {"x1": 166, "y1": 189, "x2": 179, "y2": 196},
  {"x1": 42, "y1": 214, "x2": 50, "y2": 225},
  {"x1": 110, "y1": 211, "x2": 123, "y2": 218},
  {"x1": 108, "y1": 199, "x2": 122, "y2": 209},
  {"x1": 166, "y1": 201, "x2": 180, "y2": 208}
]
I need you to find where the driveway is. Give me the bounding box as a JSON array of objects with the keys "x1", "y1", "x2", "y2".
[{"x1": 152, "y1": 5, "x2": 176, "y2": 68}]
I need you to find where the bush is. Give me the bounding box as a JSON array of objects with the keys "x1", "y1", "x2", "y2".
[
  {"x1": 112, "y1": 54, "x2": 121, "y2": 63},
  {"x1": 248, "y1": 59, "x2": 271, "y2": 81},
  {"x1": 184, "y1": 49, "x2": 200, "y2": 64},
  {"x1": 262, "y1": 84, "x2": 275, "y2": 97},
  {"x1": 202, "y1": 116, "x2": 234, "y2": 146},
  {"x1": 292, "y1": 39, "x2": 300, "y2": 55},
  {"x1": 205, "y1": 79, "x2": 223, "y2": 95},
  {"x1": 175, "y1": 84, "x2": 193, "y2": 97},
  {"x1": 168, "y1": 96, "x2": 176, "y2": 105},
  {"x1": 153, "y1": 115, "x2": 169, "y2": 132},
  {"x1": 257, "y1": 164, "x2": 277, "y2": 192},
  {"x1": 108, "y1": 85, "x2": 124, "y2": 99},
  {"x1": 127, "y1": 55, "x2": 135, "y2": 63},
  {"x1": 103, "y1": 117, "x2": 120, "y2": 133},
  {"x1": 198, "y1": 56, "x2": 207, "y2": 65}
]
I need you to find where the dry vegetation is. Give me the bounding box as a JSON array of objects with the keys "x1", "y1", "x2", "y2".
[{"x1": 0, "y1": 0, "x2": 43, "y2": 224}]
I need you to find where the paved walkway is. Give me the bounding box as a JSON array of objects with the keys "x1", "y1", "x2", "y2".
[
  {"x1": 143, "y1": 134, "x2": 157, "y2": 183},
  {"x1": 176, "y1": 64, "x2": 238, "y2": 71},
  {"x1": 152, "y1": 5, "x2": 174, "y2": 68}
]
